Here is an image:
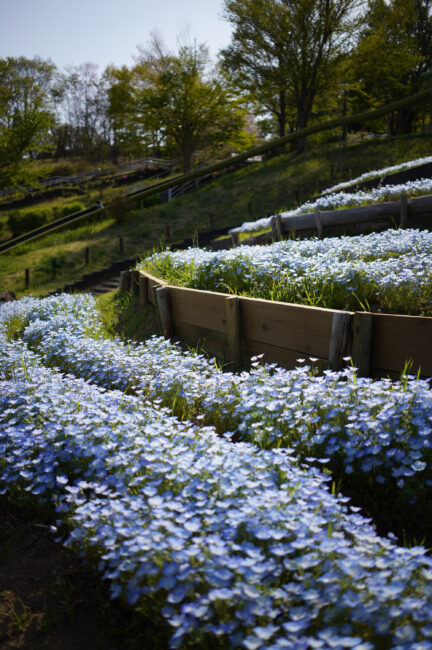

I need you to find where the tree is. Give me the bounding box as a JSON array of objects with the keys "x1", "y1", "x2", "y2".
[
  {"x1": 220, "y1": 0, "x2": 361, "y2": 147},
  {"x1": 133, "y1": 37, "x2": 253, "y2": 170},
  {"x1": 351, "y1": 0, "x2": 432, "y2": 134},
  {"x1": 0, "y1": 56, "x2": 55, "y2": 187}
]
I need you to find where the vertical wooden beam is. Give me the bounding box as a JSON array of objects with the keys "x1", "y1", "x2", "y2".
[
  {"x1": 131, "y1": 270, "x2": 140, "y2": 296},
  {"x1": 248, "y1": 202, "x2": 253, "y2": 218},
  {"x1": 155, "y1": 286, "x2": 174, "y2": 338},
  {"x1": 139, "y1": 274, "x2": 149, "y2": 307},
  {"x1": 25, "y1": 268, "x2": 30, "y2": 290},
  {"x1": 351, "y1": 312, "x2": 373, "y2": 377},
  {"x1": 328, "y1": 312, "x2": 352, "y2": 370},
  {"x1": 271, "y1": 216, "x2": 280, "y2": 242},
  {"x1": 231, "y1": 232, "x2": 239, "y2": 247},
  {"x1": 209, "y1": 212, "x2": 215, "y2": 228},
  {"x1": 119, "y1": 270, "x2": 131, "y2": 292},
  {"x1": 400, "y1": 191, "x2": 409, "y2": 228},
  {"x1": 314, "y1": 210, "x2": 323, "y2": 238},
  {"x1": 119, "y1": 237, "x2": 124, "y2": 255},
  {"x1": 226, "y1": 296, "x2": 242, "y2": 365},
  {"x1": 276, "y1": 214, "x2": 283, "y2": 241}
]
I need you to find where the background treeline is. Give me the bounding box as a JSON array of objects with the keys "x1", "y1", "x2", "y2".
[{"x1": 1, "y1": 0, "x2": 432, "y2": 188}]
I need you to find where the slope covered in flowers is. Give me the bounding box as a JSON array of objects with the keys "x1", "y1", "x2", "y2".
[
  {"x1": 139, "y1": 228, "x2": 432, "y2": 315},
  {"x1": 2, "y1": 294, "x2": 432, "y2": 649},
  {"x1": 230, "y1": 156, "x2": 432, "y2": 234}
]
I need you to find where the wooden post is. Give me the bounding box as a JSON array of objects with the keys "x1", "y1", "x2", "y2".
[
  {"x1": 351, "y1": 312, "x2": 373, "y2": 377},
  {"x1": 271, "y1": 216, "x2": 279, "y2": 242},
  {"x1": 314, "y1": 210, "x2": 323, "y2": 238},
  {"x1": 85, "y1": 247, "x2": 89, "y2": 265},
  {"x1": 52, "y1": 258, "x2": 57, "y2": 279},
  {"x1": 119, "y1": 237, "x2": 124, "y2": 255},
  {"x1": 226, "y1": 296, "x2": 242, "y2": 365},
  {"x1": 119, "y1": 270, "x2": 131, "y2": 292},
  {"x1": 209, "y1": 212, "x2": 215, "y2": 228},
  {"x1": 139, "y1": 274, "x2": 149, "y2": 307},
  {"x1": 295, "y1": 189, "x2": 300, "y2": 205},
  {"x1": 25, "y1": 268, "x2": 29, "y2": 290},
  {"x1": 328, "y1": 312, "x2": 352, "y2": 370},
  {"x1": 400, "y1": 191, "x2": 409, "y2": 228},
  {"x1": 155, "y1": 286, "x2": 173, "y2": 338},
  {"x1": 231, "y1": 232, "x2": 239, "y2": 247},
  {"x1": 248, "y1": 202, "x2": 253, "y2": 218},
  {"x1": 131, "y1": 270, "x2": 140, "y2": 296},
  {"x1": 165, "y1": 224, "x2": 170, "y2": 240},
  {"x1": 276, "y1": 214, "x2": 283, "y2": 241}
]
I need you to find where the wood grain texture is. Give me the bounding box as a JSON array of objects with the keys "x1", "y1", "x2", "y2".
[
  {"x1": 240, "y1": 296, "x2": 340, "y2": 358},
  {"x1": 351, "y1": 312, "x2": 373, "y2": 377},
  {"x1": 169, "y1": 285, "x2": 229, "y2": 333},
  {"x1": 155, "y1": 286, "x2": 174, "y2": 338},
  {"x1": 226, "y1": 296, "x2": 242, "y2": 364},
  {"x1": 370, "y1": 313, "x2": 432, "y2": 376}
]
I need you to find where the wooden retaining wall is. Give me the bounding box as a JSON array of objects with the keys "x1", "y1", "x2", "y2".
[
  {"x1": 121, "y1": 270, "x2": 432, "y2": 380},
  {"x1": 225, "y1": 193, "x2": 432, "y2": 248}
]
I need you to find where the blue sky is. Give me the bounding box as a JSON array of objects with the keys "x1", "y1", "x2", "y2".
[{"x1": 0, "y1": 0, "x2": 233, "y2": 70}]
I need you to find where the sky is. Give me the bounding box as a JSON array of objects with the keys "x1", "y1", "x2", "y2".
[{"x1": 0, "y1": 0, "x2": 233, "y2": 71}]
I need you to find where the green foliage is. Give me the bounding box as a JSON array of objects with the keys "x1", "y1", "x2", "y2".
[
  {"x1": 95, "y1": 290, "x2": 161, "y2": 342},
  {"x1": 7, "y1": 209, "x2": 48, "y2": 238},
  {"x1": 61, "y1": 202, "x2": 85, "y2": 217},
  {"x1": 0, "y1": 56, "x2": 55, "y2": 187}
]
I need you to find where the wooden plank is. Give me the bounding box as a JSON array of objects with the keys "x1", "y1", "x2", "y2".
[
  {"x1": 168, "y1": 285, "x2": 229, "y2": 333},
  {"x1": 155, "y1": 286, "x2": 174, "y2": 338},
  {"x1": 276, "y1": 214, "x2": 283, "y2": 240},
  {"x1": 141, "y1": 271, "x2": 167, "y2": 305},
  {"x1": 173, "y1": 321, "x2": 229, "y2": 360},
  {"x1": 119, "y1": 270, "x2": 130, "y2": 292},
  {"x1": 226, "y1": 296, "x2": 242, "y2": 364},
  {"x1": 370, "y1": 313, "x2": 432, "y2": 376},
  {"x1": 351, "y1": 312, "x2": 373, "y2": 377},
  {"x1": 239, "y1": 296, "x2": 342, "y2": 358},
  {"x1": 243, "y1": 338, "x2": 326, "y2": 372},
  {"x1": 328, "y1": 312, "x2": 352, "y2": 370}
]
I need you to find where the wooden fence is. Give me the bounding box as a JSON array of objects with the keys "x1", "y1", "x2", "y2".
[
  {"x1": 226, "y1": 192, "x2": 432, "y2": 248},
  {"x1": 121, "y1": 270, "x2": 432, "y2": 380}
]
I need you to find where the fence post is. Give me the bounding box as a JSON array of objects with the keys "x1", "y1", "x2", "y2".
[
  {"x1": 119, "y1": 237, "x2": 124, "y2": 255},
  {"x1": 155, "y1": 286, "x2": 173, "y2": 338},
  {"x1": 314, "y1": 210, "x2": 323, "y2": 238},
  {"x1": 400, "y1": 191, "x2": 409, "y2": 228},
  {"x1": 139, "y1": 274, "x2": 149, "y2": 307},
  {"x1": 165, "y1": 224, "x2": 170, "y2": 240},
  {"x1": 248, "y1": 202, "x2": 253, "y2": 218},
  {"x1": 351, "y1": 312, "x2": 373, "y2": 377},
  {"x1": 231, "y1": 232, "x2": 239, "y2": 248},
  {"x1": 209, "y1": 212, "x2": 215, "y2": 228},
  {"x1": 119, "y1": 270, "x2": 131, "y2": 292},
  {"x1": 276, "y1": 214, "x2": 283, "y2": 240},
  {"x1": 328, "y1": 312, "x2": 352, "y2": 370},
  {"x1": 131, "y1": 270, "x2": 140, "y2": 296},
  {"x1": 226, "y1": 296, "x2": 242, "y2": 365},
  {"x1": 25, "y1": 268, "x2": 29, "y2": 290},
  {"x1": 271, "y1": 216, "x2": 279, "y2": 242},
  {"x1": 85, "y1": 247, "x2": 89, "y2": 265}
]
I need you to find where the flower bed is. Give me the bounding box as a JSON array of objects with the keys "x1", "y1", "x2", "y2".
[
  {"x1": 2, "y1": 299, "x2": 432, "y2": 648},
  {"x1": 138, "y1": 228, "x2": 432, "y2": 316},
  {"x1": 5, "y1": 294, "x2": 432, "y2": 544}
]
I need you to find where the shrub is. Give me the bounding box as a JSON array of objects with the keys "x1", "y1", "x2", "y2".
[
  {"x1": 7, "y1": 209, "x2": 48, "y2": 238},
  {"x1": 61, "y1": 202, "x2": 85, "y2": 217}
]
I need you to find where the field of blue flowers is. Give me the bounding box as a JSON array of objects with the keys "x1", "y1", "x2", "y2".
[
  {"x1": 139, "y1": 227, "x2": 432, "y2": 315},
  {"x1": 229, "y1": 157, "x2": 432, "y2": 235},
  {"x1": 1, "y1": 291, "x2": 432, "y2": 649}
]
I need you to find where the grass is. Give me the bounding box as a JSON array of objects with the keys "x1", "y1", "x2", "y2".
[{"x1": 1, "y1": 132, "x2": 432, "y2": 298}]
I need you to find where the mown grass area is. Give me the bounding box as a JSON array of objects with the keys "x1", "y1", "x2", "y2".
[{"x1": 1, "y1": 132, "x2": 432, "y2": 298}]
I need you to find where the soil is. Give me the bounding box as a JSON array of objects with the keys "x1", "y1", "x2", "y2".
[{"x1": 0, "y1": 500, "x2": 169, "y2": 650}]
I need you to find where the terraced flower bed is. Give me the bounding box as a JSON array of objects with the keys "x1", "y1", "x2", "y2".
[
  {"x1": 139, "y1": 228, "x2": 432, "y2": 316},
  {"x1": 2, "y1": 294, "x2": 432, "y2": 648}
]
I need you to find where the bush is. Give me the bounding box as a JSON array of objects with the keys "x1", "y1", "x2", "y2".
[
  {"x1": 7, "y1": 210, "x2": 48, "y2": 238},
  {"x1": 61, "y1": 202, "x2": 85, "y2": 217},
  {"x1": 106, "y1": 195, "x2": 135, "y2": 223}
]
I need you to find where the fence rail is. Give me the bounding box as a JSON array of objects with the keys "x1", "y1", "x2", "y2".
[{"x1": 121, "y1": 270, "x2": 432, "y2": 380}]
